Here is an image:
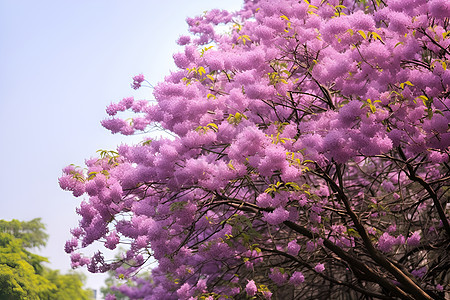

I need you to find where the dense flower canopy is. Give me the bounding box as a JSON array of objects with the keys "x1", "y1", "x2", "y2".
[{"x1": 60, "y1": 0, "x2": 450, "y2": 299}]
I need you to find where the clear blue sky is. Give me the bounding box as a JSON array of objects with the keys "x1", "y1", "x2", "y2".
[{"x1": 0, "y1": 0, "x2": 242, "y2": 294}]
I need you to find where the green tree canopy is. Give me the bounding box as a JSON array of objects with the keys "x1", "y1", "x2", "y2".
[
  {"x1": 0, "y1": 218, "x2": 48, "y2": 249},
  {"x1": 0, "y1": 219, "x2": 93, "y2": 300},
  {"x1": 41, "y1": 269, "x2": 93, "y2": 300},
  {"x1": 0, "y1": 232, "x2": 54, "y2": 299},
  {"x1": 100, "y1": 270, "x2": 128, "y2": 300}
]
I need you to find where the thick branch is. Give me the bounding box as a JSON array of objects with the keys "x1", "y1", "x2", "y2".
[
  {"x1": 259, "y1": 246, "x2": 394, "y2": 300},
  {"x1": 283, "y1": 221, "x2": 414, "y2": 300},
  {"x1": 397, "y1": 147, "x2": 450, "y2": 237},
  {"x1": 312, "y1": 165, "x2": 433, "y2": 300},
  {"x1": 215, "y1": 186, "x2": 432, "y2": 299}
]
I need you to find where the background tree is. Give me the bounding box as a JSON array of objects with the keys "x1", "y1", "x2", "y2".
[
  {"x1": 61, "y1": 0, "x2": 450, "y2": 299},
  {"x1": 0, "y1": 219, "x2": 93, "y2": 299},
  {"x1": 100, "y1": 270, "x2": 128, "y2": 300},
  {"x1": 100, "y1": 247, "x2": 136, "y2": 300},
  {"x1": 0, "y1": 231, "x2": 54, "y2": 299},
  {"x1": 0, "y1": 218, "x2": 48, "y2": 249},
  {"x1": 42, "y1": 269, "x2": 93, "y2": 300}
]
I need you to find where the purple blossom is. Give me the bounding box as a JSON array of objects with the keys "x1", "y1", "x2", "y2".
[
  {"x1": 70, "y1": 227, "x2": 83, "y2": 238},
  {"x1": 245, "y1": 280, "x2": 257, "y2": 296},
  {"x1": 230, "y1": 287, "x2": 240, "y2": 295},
  {"x1": 64, "y1": 238, "x2": 78, "y2": 253},
  {"x1": 429, "y1": 0, "x2": 450, "y2": 19},
  {"x1": 314, "y1": 263, "x2": 325, "y2": 273},
  {"x1": 105, "y1": 231, "x2": 120, "y2": 250},
  {"x1": 176, "y1": 35, "x2": 191, "y2": 45},
  {"x1": 309, "y1": 213, "x2": 321, "y2": 224},
  {"x1": 256, "y1": 193, "x2": 273, "y2": 208},
  {"x1": 378, "y1": 233, "x2": 394, "y2": 252},
  {"x1": 287, "y1": 240, "x2": 301, "y2": 256},
  {"x1": 306, "y1": 240, "x2": 316, "y2": 252},
  {"x1": 131, "y1": 74, "x2": 145, "y2": 90},
  {"x1": 269, "y1": 268, "x2": 288, "y2": 285},
  {"x1": 381, "y1": 180, "x2": 395, "y2": 192},
  {"x1": 289, "y1": 271, "x2": 305, "y2": 285},
  {"x1": 263, "y1": 207, "x2": 290, "y2": 225},
  {"x1": 367, "y1": 227, "x2": 376, "y2": 235},
  {"x1": 262, "y1": 290, "x2": 272, "y2": 299},
  {"x1": 106, "y1": 103, "x2": 125, "y2": 116},
  {"x1": 176, "y1": 283, "x2": 193, "y2": 300},
  {"x1": 101, "y1": 118, "x2": 127, "y2": 134},
  {"x1": 407, "y1": 231, "x2": 421, "y2": 247},
  {"x1": 411, "y1": 267, "x2": 427, "y2": 278}
]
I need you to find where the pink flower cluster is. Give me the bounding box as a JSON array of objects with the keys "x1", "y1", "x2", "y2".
[{"x1": 131, "y1": 74, "x2": 145, "y2": 90}]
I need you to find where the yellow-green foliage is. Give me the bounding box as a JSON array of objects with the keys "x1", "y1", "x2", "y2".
[{"x1": 0, "y1": 219, "x2": 92, "y2": 300}]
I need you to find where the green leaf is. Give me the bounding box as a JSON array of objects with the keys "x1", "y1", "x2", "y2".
[
  {"x1": 170, "y1": 201, "x2": 187, "y2": 211},
  {"x1": 369, "y1": 31, "x2": 384, "y2": 43},
  {"x1": 399, "y1": 81, "x2": 414, "y2": 89},
  {"x1": 207, "y1": 123, "x2": 219, "y2": 132},
  {"x1": 417, "y1": 95, "x2": 429, "y2": 105},
  {"x1": 142, "y1": 139, "x2": 152, "y2": 146},
  {"x1": 358, "y1": 30, "x2": 367, "y2": 40},
  {"x1": 346, "y1": 228, "x2": 360, "y2": 237},
  {"x1": 198, "y1": 66, "x2": 206, "y2": 76}
]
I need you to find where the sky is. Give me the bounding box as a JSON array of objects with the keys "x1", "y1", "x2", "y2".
[{"x1": 0, "y1": 0, "x2": 242, "y2": 296}]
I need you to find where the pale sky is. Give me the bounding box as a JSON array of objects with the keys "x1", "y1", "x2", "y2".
[{"x1": 0, "y1": 0, "x2": 242, "y2": 295}]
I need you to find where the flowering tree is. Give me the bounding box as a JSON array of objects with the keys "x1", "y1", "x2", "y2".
[{"x1": 60, "y1": 0, "x2": 450, "y2": 299}]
